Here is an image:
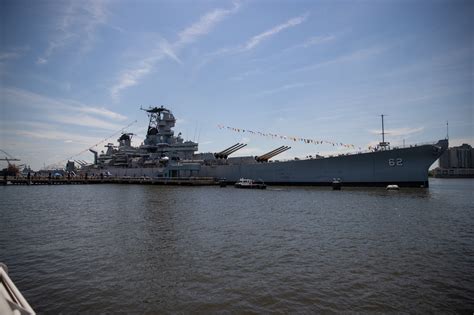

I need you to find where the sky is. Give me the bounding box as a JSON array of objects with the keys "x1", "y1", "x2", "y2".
[{"x1": 1, "y1": 0, "x2": 473, "y2": 170}]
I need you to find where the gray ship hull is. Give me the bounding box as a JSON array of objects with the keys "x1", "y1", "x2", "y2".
[
  {"x1": 97, "y1": 140, "x2": 448, "y2": 188},
  {"x1": 86, "y1": 106, "x2": 447, "y2": 188},
  {"x1": 200, "y1": 140, "x2": 448, "y2": 187}
]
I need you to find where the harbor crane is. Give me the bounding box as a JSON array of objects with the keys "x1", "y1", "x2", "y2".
[
  {"x1": 0, "y1": 149, "x2": 22, "y2": 176},
  {"x1": 0, "y1": 149, "x2": 20, "y2": 165}
]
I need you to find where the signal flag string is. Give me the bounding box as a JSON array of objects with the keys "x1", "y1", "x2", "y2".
[{"x1": 217, "y1": 124, "x2": 363, "y2": 151}]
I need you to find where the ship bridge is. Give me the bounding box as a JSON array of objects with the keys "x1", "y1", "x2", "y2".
[{"x1": 140, "y1": 106, "x2": 198, "y2": 159}]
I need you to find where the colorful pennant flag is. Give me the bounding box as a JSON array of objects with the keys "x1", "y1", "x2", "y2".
[{"x1": 217, "y1": 124, "x2": 359, "y2": 149}]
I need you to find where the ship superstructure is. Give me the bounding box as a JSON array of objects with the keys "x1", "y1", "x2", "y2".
[
  {"x1": 85, "y1": 106, "x2": 448, "y2": 187},
  {"x1": 90, "y1": 106, "x2": 200, "y2": 177}
]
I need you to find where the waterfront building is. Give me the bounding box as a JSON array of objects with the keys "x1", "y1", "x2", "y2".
[{"x1": 434, "y1": 144, "x2": 474, "y2": 178}]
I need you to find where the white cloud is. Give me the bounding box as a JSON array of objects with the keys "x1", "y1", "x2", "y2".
[
  {"x1": 49, "y1": 114, "x2": 124, "y2": 130},
  {"x1": 257, "y1": 80, "x2": 320, "y2": 96},
  {"x1": 110, "y1": 8, "x2": 309, "y2": 100},
  {"x1": 2, "y1": 87, "x2": 127, "y2": 130},
  {"x1": 245, "y1": 33, "x2": 337, "y2": 67},
  {"x1": 206, "y1": 13, "x2": 309, "y2": 60},
  {"x1": 0, "y1": 47, "x2": 30, "y2": 70},
  {"x1": 110, "y1": 56, "x2": 158, "y2": 100},
  {"x1": 369, "y1": 127, "x2": 424, "y2": 137},
  {"x1": 229, "y1": 69, "x2": 261, "y2": 81},
  {"x1": 195, "y1": 13, "x2": 309, "y2": 75},
  {"x1": 110, "y1": 37, "x2": 188, "y2": 99},
  {"x1": 293, "y1": 45, "x2": 387, "y2": 73},
  {"x1": 37, "y1": 0, "x2": 108, "y2": 65},
  {"x1": 1, "y1": 126, "x2": 107, "y2": 170},
  {"x1": 299, "y1": 35, "x2": 335, "y2": 48},
  {"x1": 1, "y1": 120, "x2": 106, "y2": 146},
  {"x1": 177, "y1": 2, "x2": 240, "y2": 46},
  {"x1": 36, "y1": 57, "x2": 48, "y2": 65},
  {"x1": 0, "y1": 52, "x2": 20, "y2": 61},
  {"x1": 241, "y1": 13, "x2": 309, "y2": 51},
  {"x1": 76, "y1": 106, "x2": 126, "y2": 121},
  {"x1": 110, "y1": 2, "x2": 240, "y2": 100},
  {"x1": 0, "y1": 114, "x2": 132, "y2": 170},
  {"x1": 159, "y1": 39, "x2": 182, "y2": 64},
  {"x1": 14, "y1": 129, "x2": 101, "y2": 145}
]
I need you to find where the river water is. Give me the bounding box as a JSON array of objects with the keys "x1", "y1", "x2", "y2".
[{"x1": 1, "y1": 178, "x2": 473, "y2": 313}]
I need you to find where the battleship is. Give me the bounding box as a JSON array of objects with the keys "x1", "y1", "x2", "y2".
[{"x1": 83, "y1": 106, "x2": 448, "y2": 187}]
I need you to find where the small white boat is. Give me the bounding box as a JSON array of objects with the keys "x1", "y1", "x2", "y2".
[
  {"x1": 386, "y1": 184, "x2": 400, "y2": 190},
  {"x1": 234, "y1": 178, "x2": 266, "y2": 189}
]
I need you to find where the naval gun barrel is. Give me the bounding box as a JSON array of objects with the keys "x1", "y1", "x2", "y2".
[
  {"x1": 75, "y1": 160, "x2": 86, "y2": 166},
  {"x1": 256, "y1": 146, "x2": 285, "y2": 161},
  {"x1": 256, "y1": 146, "x2": 291, "y2": 162},
  {"x1": 215, "y1": 143, "x2": 247, "y2": 159},
  {"x1": 222, "y1": 143, "x2": 247, "y2": 158},
  {"x1": 258, "y1": 146, "x2": 286, "y2": 159},
  {"x1": 223, "y1": 143, "x2": 246, "y2": 156},
  {"x1": 267, "y1": 146, "x2": 291, "y2": 160},
  {"x1": 215, "y1": 143, "x2": 241, "y2": 158}
]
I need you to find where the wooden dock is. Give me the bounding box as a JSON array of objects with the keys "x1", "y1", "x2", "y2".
[{"x1": 0, "y1": 177, "x2": 218, "y2": 186}]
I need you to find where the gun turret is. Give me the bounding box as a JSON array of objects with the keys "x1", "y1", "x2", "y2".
[
  {"x1": 256, "y1": 146, "x2": 291, "y2": 162},
  {"x1": 215, "y1": 143, "x2": 248, "y2": 159}
]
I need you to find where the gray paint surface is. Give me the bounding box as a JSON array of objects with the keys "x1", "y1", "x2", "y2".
[{"x1": 100, "y1": 140, "x2": 448, "y2": 187}]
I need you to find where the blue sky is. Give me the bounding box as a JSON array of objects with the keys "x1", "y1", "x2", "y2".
[{"x1": 1, "y1": 0, "x2": 472, "y2": 170}]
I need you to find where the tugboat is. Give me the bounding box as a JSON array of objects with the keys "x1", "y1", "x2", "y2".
[{"x1": 234, "y1": 178, "x2": 267, "y2": 189}]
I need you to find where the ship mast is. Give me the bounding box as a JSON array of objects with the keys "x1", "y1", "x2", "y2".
[
  {"x1": 382, "y1": 114, "x2": 385, "y2": 143},
  {"x1": 379, "y1": 114, "x2": 389, "y2": 150}
]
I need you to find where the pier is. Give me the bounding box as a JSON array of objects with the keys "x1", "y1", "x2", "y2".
[{"x1": 1, "y1": 176, "x2": 218, "y2": 186}]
